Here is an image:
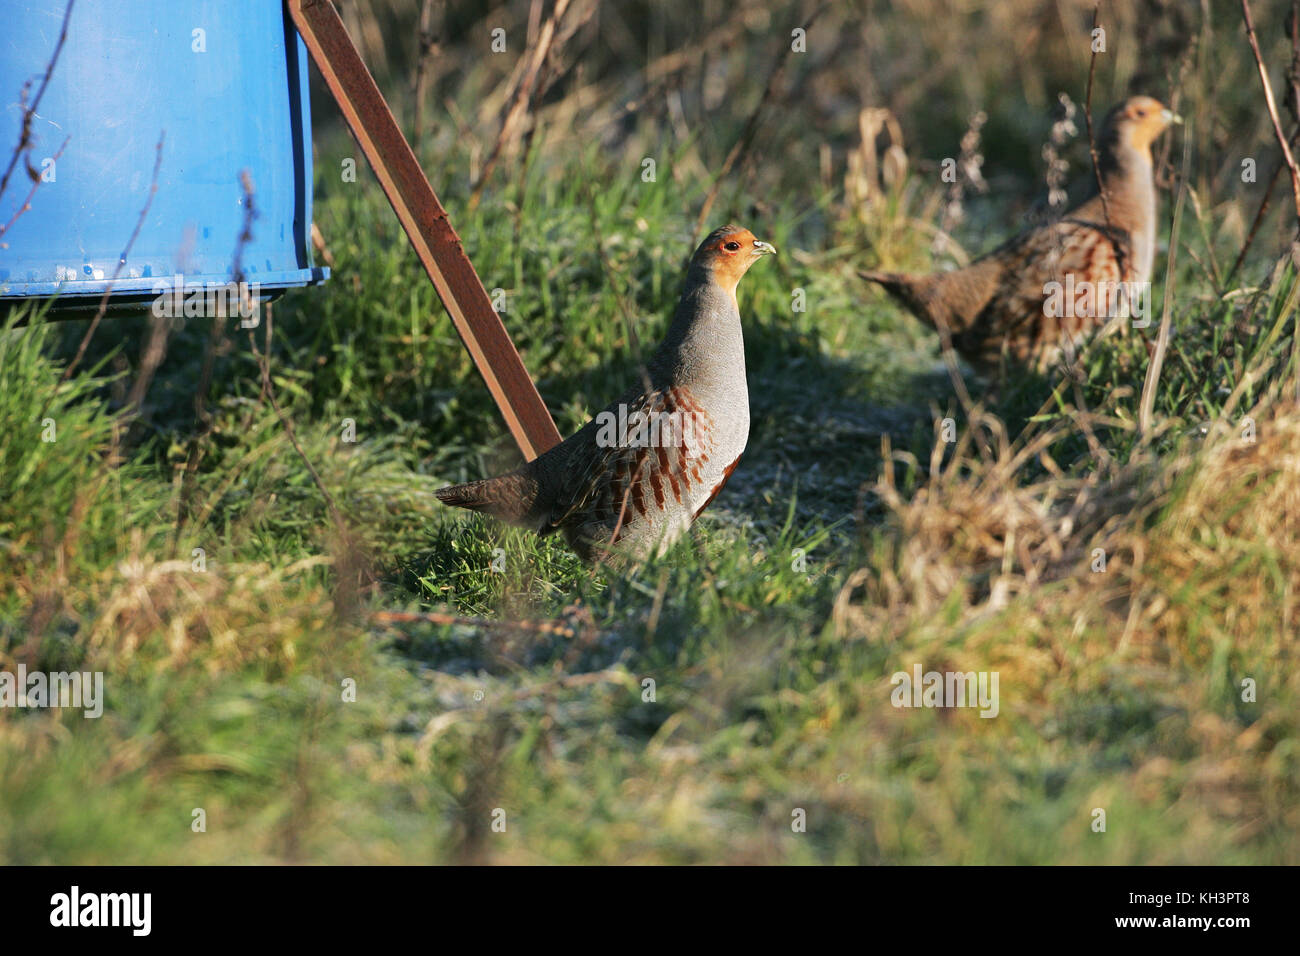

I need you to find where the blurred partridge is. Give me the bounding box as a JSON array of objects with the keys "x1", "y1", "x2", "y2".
[
  {"x1": 859, "y1": 96, "x2": 1180, "y2": 372},
  {"x1": 436, "y1": 225, "x2": 776, "y2": 562}
]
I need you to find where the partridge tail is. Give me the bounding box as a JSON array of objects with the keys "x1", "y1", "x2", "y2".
[
  {"x1": 858, "y1": 269, "x2": 936, "y2": 319},
  {"x1": 859, "y1": 264, "x2": 998, "y2": 337},
  {"x1": 857, "y1": 268, "x2": 907, "y2": 291},
  {"x1": 435, "y1": 471, "x2": 542, "y2": 529}
]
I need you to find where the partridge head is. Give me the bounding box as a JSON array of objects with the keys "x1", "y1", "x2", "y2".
[
  {"x1": 436, "y1": 225, "x2": 776, "y2": 562},
  {"x1": 1100, "y1": 95, "x2": 1181, "y2": 163}
]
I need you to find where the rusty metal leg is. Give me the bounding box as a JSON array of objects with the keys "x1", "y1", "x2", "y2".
[{"x1": 287, "y1": 0, "x2": 561, "y2": 461}]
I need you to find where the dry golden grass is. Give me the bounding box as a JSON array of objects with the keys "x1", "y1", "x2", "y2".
[{"x1": 838, "y1": 387, "x2": 1300, "y2": 644}]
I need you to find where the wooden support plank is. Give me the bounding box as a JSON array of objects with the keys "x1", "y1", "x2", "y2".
[{"x1": 287, "y1": 0, "x2": 562, "y2": 461}]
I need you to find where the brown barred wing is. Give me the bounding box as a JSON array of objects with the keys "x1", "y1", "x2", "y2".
[
  {"x1": 958, "y1": 218, "x2": 1132, "y2": 367},
  {"x1": 544, "y1": 386, "x2": 717, "y2": 543}
]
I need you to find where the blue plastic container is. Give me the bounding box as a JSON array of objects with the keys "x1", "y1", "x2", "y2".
[{"x1": 0, "y1": 0, "x2": 327, "y2": 311}]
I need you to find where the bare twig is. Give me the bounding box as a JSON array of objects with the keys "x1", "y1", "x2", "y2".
[
  {"x1": 44, "y1": 134, "x2": 163, "y2": 423},
  {"x1": 234, "y1": 182, "x2": 353, "y2": 574},
  {"x1": 175, "y1": 169, "x2": 256, "y2": 533},
  {"x1": 1288, "y1": 1, "x2": 1300, "y2": 125},
  {"x1": 409, "y1": 0, "x2": 441, "y2": 151},
  {"x1": 468, "y1": 0, "x2": 573, "y2": 209},
  {"x1": 571, "y1": 14, "x2": 750, "y2": 140},
  {"x1": 509, "y1": 3, "x2": 596, "y2": 209},
  {"x1": 237, "y1": 174, "x2": 348, "y2": 537},
  {"x1": 1225, "y1": 126, "x2": 1300, "y2": 287},
  {"x1": 121, "y1": 310, "x2": 172, "y2": 419},
  {"x1": 0, "y1": 0, "x2": 74, "y2": 204},
  {"x1": 249, "y1": 304, "x2": 348, "y2": 537},
  {"x1": 928, "y1": 311, "x2": 993, "y2": 463},
  {"x1": 694, "y1": 4, "x2": 828, "y2": 237},
  {"x1": 1242, "y1": 0, "x2": 1300, "y2": 221},
  {"x1": 1083, "y1": 4, "x2": 1113, "y2": 234},
  {"x1": 0, "y1": 135, "x2": 67, "y2": 242},
  {"x1": 1153, "y1": 41, "x2": 1194, "y2": 194},
  {"x1": 176, "y1": 173, "x2": 349, "y2": 550}
]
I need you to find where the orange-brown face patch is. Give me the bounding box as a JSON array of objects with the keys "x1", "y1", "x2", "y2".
[
  {"x1": 691, "y1": 225, "x2": 771, "y2": 296},
  {"x1": 1119, "y1": 96, "x2": 1175, "y2": 153}
]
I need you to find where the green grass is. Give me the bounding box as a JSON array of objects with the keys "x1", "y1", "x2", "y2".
[{"x1": 3, "y1": 0, "x2": 1300, "y2": 864}]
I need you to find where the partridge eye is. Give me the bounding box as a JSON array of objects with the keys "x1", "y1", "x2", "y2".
[{"x1": 724, "y1": 241, "x2": 741, "y2": 251}]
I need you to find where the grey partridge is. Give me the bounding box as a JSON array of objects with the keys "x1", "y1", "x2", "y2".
[
  {"x1": 435, "y1": 225, "x2": 776, "y2": 562},
  {"x1": 859, "y1": 96, "x2": 1180, "y2": 372}
]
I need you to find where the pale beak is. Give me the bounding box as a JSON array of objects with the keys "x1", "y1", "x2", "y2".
[
  {"x1": 753, "y1": 240, "x2": 777, "y2": 256},
  {"x1": 1161, "y1": 108, "x2": 1183, "y2": 125}
]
